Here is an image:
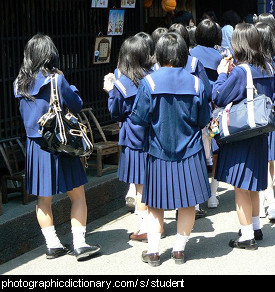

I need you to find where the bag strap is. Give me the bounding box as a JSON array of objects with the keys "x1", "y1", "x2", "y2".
[
  {"x1": 51, "y1": 74, "x2": 67, "y2": 144},
  {"x1": 239, "y1": 64, "x2": 256, "y2": 128}
]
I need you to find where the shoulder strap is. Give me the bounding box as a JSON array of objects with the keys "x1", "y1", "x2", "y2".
[
  {"x1": 238, "y1": 64, "x2": 255, "y2": 102},
  {"x1": 50, "y1": 74, "x2": 62, "y2": 111},
  {"x1": 238, "y1": 64, "x2": 256, "y2": 128}
]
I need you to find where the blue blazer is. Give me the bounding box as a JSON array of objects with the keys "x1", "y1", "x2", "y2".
[
  {"x1": 130, "y1": 67, "x2": 211, "y2": 161},
  {"x1": 14, "y1": 71, "x2": 83, "y2": 138}
]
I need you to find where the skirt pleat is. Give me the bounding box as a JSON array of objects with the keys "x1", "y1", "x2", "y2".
[
  {"x1": 268, "y1": 131, "x2": 275, "y2": 161},
  {"x1": 142, "y1": 149, "x2": 211, "y2": 209},
  {"x1": 117, "y1": 146, "x2": 147, "y2": 184},
  {"x1": 215, "y1": 135, "x2": 268, "y2": 191},
  {"x1": 25, "y1": 137, "x2": 88, "y2": 197}
]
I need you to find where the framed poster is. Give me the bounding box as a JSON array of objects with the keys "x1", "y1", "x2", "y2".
[
  {"x1": 121, "y1": 0, "x2": 136, "y2": 8},
  {"x1": 107, "y1": 9, "x2": 125, "y2": 36},
  {"x1": 93, "y1": 36, "x2": 112, "y2": 64},
  {"x1": 91, "y1": 0, "x2": 108, "y2": 8}
]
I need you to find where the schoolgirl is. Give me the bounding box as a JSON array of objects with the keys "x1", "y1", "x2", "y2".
[
  {"x1": 131, "y1": 32, "x2": 211, "y2": 266},
  {"x1": 189, "y1": 19, "x2": 225, "y2": 208},
  {"x1": 213, "y1": 23, "x2": 274, "y2": 249},
  {"x1": 104, "y1": 35, "x2": 156, "y2": 242},
  {"x1": 168, "y1": 23, "x2": 211, "y2": 217},
  {"x1": 14, "y1": 34, "x2": 100, "y2": 261},
  {"x1": 255, "y1": 21, "x2": 275, "y2": 220}
]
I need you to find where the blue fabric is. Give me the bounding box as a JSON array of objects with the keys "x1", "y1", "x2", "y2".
[
  {"x1": 131, "y1": 67, "x2": 211, "y2": 161},
  {"x1": 268, "y1": 131, "x2": 275, "y2": 161},
  {"x1": 108, "y1": 75, "x2": 148, "y2": 150},
  {"x1": 14, "y1": 71, "x2": 83, "y2": 138},
  {"x1": 213, "y1": 64, "x2": 274, "y2": 191},
  {"x1": 185, "y1": 56, "x2": 212, "y2": 101},
  {"x1": 190, "y1": 45, "x2": 223, "y2": 71},
  {"x1": 25, "y1": 137, "x2": 87, "y2": 196},
  {"x1": 117, "y1": 146, "x2": 147, "y2": 184},
  {"x1": 142, "y1": 149, "x2": 211, "y2": 209}
]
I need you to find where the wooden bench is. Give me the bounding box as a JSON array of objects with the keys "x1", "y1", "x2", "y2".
[
  {"x1": 0, "y1": 137, "x2": 29, "y2": 205},
  {"x1": 77, "y1": 108, "x2": 121, "y2": 177}
]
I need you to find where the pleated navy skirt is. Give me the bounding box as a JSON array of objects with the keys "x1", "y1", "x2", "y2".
[
  {"x1": 142, "y1": 149, "x2": 211, "y2": 209},
  {"x1": 215, "y1": 134, "x2": 268, "y2": 191},
  {"x1": 117, "y1": 146, "x2": 147, "y2": 184},
  {"x1": 268, "y1": 131, "x2": 275, "y2": 161},
  {"x1": 25, "y1": 137, "x2": 88, "y2": 197}
]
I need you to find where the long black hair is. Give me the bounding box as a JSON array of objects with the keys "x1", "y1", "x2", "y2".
[
  {"x1": 15, "y1": 33, "x2": 59, "y2": 99},
  {"x1": 117, "y1": 35, "x2": 153, "y2": 87},
  {"x1": 231, "y1": 23, "x2": 269, "y2": 72}
]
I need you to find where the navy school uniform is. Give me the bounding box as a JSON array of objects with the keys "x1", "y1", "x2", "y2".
[
  {"x1": 212, "y1": 65, "x2": 274, "y2": 191},
  {"x1": 268, "y1": 59, "x2": 275, "y2": 161},
  {"x1": 14, "y1": 71, "x2": 87, "y2": 197},
  {"x1": 130, "y1": 67, "x2": 211, "y2": 209},
  {"x1": 108, "y1": 74, "x2": 148, "y2": 184},
  {"x1": 190, "y1": 45, "x2": 224, "y2": 154},
  {"x1": 189, "y1": 45, "x2": 223, "y2": 88}
]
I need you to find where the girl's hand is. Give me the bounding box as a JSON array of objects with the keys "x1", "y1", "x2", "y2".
[
  {"x1": 103, "y1": 73, "x2": 116, "y2": 92},
  {"x1": 217, "y1": 58, "x2": 230, "y2": 75}
]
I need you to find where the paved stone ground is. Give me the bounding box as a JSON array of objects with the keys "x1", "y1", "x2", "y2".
[{"x1": 1, "y1": 181, "x2": 275, "y2": 276}]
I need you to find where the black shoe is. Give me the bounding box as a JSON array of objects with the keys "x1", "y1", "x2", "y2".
[
  {"x1": 195, "y1": 208, "x2": 207, "y2": 220},
  {"x1": 74, "y1": 244, "x2": 101, "y2": 261},
  {"x1": 229, "y1": 239, "x2": 258, "y2": 250},
  {"x1": 46, "y1": 245, "x2": 72, "y2": 259},
  {"x1": 238, "y1": 229, "x2": 263, "y2": 240}
]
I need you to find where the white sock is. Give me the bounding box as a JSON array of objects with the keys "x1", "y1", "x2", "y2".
[
  {"x1": 138, "y1": 210, "x2": 148, "y2": 234},
  {"x1": 125, "y1": 183, "x2": 136, "y2": 199},
  {"x1": 239, "y1": 224, "x2": 254, "y2": 241},
  {"x1": 172, "y1": 234, "x2": 189, "y2": 252},
  {"x1": 252, "y1": 216, "x2": 261, "y2": 230},
  {"x1": 41, "y1": 226, "x2": 63, "y2": 249},
  {"x1": 71, "y1": 226, "x2": 90, "y2": 249},
  {"x1": 210, "y1": 178, "x2": 219, "y2": 196},
  {"x1": 265, "y1": 188, "x2": 275, "y2": 206},
  {"x1": 147, "y1": 232, "x2": 161, "y2": 254},
  {"x1": 195, "y1": 204, "x2": 200, "y2": 211}
]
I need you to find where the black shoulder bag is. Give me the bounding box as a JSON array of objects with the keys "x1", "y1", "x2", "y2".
[{"x1": 38, "y1": 74, "x2": 93, "y2": 157}]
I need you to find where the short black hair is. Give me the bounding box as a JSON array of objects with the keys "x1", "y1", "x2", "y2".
[
  {"x1": 155, "y1": 32, "x2": 188, "y2": 68},
  {"x1": 168, "y1": 23, "x2": 190, "y2": 48},
  {"x1": 195, "y1": 19, "x2": 222, "y2": 47},
  {"x1": 151, "y1": 27, "x2": 168, "y2": 45}
]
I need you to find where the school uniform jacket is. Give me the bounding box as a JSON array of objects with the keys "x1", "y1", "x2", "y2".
[
  {"x1": 190, "y1": 45, "x2": 223, "y2": 88},
  {"x1": 108, "y1": 74, "x2": 148, "y2": 150},
  {"x1": 130, "y1": 67, "x2": 211, "y2": 161},
  {"x1": 212, "y1": 64, "x2": 274, "y2": 107},
  {"x1": 14, "y1": 71, "x2": 82, "y2": 138}
]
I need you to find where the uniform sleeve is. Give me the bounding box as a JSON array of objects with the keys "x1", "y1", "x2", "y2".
[
  {"x1": 107, "y1": 87, "x2": 125, "y2": 122},
  {"x1": 196, "y1": 60, "x2": 212, "y2": 102},
  {"x1": 58, "y1": 74, "x2": 83, "y2": 114},
  {"x1": 212, "y1": 67, "x2": 246, "y2": 107},
  {"x1": 197, "y1": 82, "x2": 211, "y2": 128},
  {"x1": 130, "y1": 79, "x2": 152, "y2": 127}
]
